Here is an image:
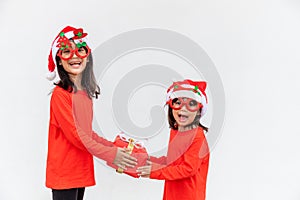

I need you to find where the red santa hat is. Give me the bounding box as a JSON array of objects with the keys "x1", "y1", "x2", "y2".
[
  {"x1": 47, "y1": 26, "x2": 90, "y2": 80},
  {"x1": 166, "y1": 79, "x2": 208, "y2": 117}
]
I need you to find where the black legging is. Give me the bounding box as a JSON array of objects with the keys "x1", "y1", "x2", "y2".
[{"x1": 52, "y1": 187, "x2": 85, "y2": 200}]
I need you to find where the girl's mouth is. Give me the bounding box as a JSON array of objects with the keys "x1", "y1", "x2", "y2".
[
  {"x1": 69, "y1": 61, "x2": 82, "y2": 68},
  {"x1": 178, "y1": 113, "x2": 188, "y2": 122}
]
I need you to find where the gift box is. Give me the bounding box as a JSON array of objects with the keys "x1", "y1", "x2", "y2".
[{"x1": 108, "y1": 133, "x2": 148, "y2": 178}]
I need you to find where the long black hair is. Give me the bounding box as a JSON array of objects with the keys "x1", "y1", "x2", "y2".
[{"x1": 54, "y1": 53, "x2": 100, "y2": 99}]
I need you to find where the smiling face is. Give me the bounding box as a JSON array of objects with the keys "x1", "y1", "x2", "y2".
[
  {"x1": 171, "y1": 97, "x2": 200, "y2": 131},
  {"x1": 59, "y1": 42, "x2": 88, "y2": 79}
]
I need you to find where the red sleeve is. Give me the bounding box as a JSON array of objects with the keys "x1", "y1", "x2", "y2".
[
  {"x1": 51, "y1": 89, "x2": 117, "y2": 163},
  {"x1": 150, "y1": 136, "x2": 207, "y2": 180},
  {"x1": 91, "y1": 131, "x2": 114, "y2": 147},
  {"x1": 149, "y1": 155, "x2": 167, "y2": 164}
]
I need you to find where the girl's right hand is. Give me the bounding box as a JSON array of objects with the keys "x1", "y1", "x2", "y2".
[
  {"x1": 136, "y1": 160, "x2": 152, "y2": 178},
  {"x1": 113, "y1": 147, "x2": 137, "y2": 170}
]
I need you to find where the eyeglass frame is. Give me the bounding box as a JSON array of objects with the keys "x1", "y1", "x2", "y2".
[
  {"x1": 167, "y1": 97, "x2": 203, "y2": 112},
  {"x1": 57, "y1": 45, "x2": 91, "y2": 60}
]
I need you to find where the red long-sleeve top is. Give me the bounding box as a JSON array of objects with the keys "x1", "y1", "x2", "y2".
[
  {"x1": 46, "y1": 86, "x2": 117, "y2": 189},
  {"x1": 150, "y1": 127, "x2": 210, "y2": 200}
]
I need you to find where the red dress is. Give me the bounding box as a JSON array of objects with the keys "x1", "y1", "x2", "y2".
[
  {"x1": 150, "y1": 127, "x2": 210, "y2": 200},
  {"x1": 46, "y1": 86, "x2": 117, "y2": 189}
]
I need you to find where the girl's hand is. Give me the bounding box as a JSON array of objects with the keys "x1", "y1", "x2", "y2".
[
  {"x1": 113, "y1": 147, "x2": 137, "y2": 170},
  {"x1": 137, "y1": 160, "x2": 152, "y2": 178}
]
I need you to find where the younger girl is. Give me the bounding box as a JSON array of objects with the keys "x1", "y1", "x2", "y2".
[
  {"x1": 45, "y1": 26, "x2": 137, "y2": 200},
  {"x1": 137, "y1": 79, "x2": 210, "y2": 200}
]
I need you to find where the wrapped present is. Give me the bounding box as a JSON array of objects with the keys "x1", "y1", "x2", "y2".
[{"x1": 108, "y1": 133, "x2": 148, "y2": 178}]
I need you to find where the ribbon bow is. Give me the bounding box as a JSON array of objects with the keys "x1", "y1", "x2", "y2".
[
  {"x1": 76, "y1": 41, "x2": 87, "y2": 48},
  {"x1": 118, "y1": 133, "x2": 144, "y2": 149}
]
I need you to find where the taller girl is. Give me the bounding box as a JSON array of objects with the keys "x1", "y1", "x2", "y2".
[{"x1": 45, "y1": 26, "x2": 136, "y2": 200}]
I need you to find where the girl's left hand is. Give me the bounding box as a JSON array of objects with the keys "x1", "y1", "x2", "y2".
[
  {"x1": 113, "y1": 147, "x2": 137, "y2": 170},
  {"x1": 137, "y1": 160, "x2": 152, "y2": 178}
]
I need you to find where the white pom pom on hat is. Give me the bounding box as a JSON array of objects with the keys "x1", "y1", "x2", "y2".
[{"x1": 46, "y1": 26, "x2": 90, "y2": 81}]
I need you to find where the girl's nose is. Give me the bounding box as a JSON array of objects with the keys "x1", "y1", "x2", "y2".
[
  {"x1": 180, "y1": 104, "x2": 188, "y2": 111},
  {"x1": 72, "y1": 50, "x2": 78, "y2": 58}
]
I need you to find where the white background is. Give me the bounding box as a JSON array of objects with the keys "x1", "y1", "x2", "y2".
[{"x1": 1, "y1": 0, "x2": 300, "y2": 199}]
